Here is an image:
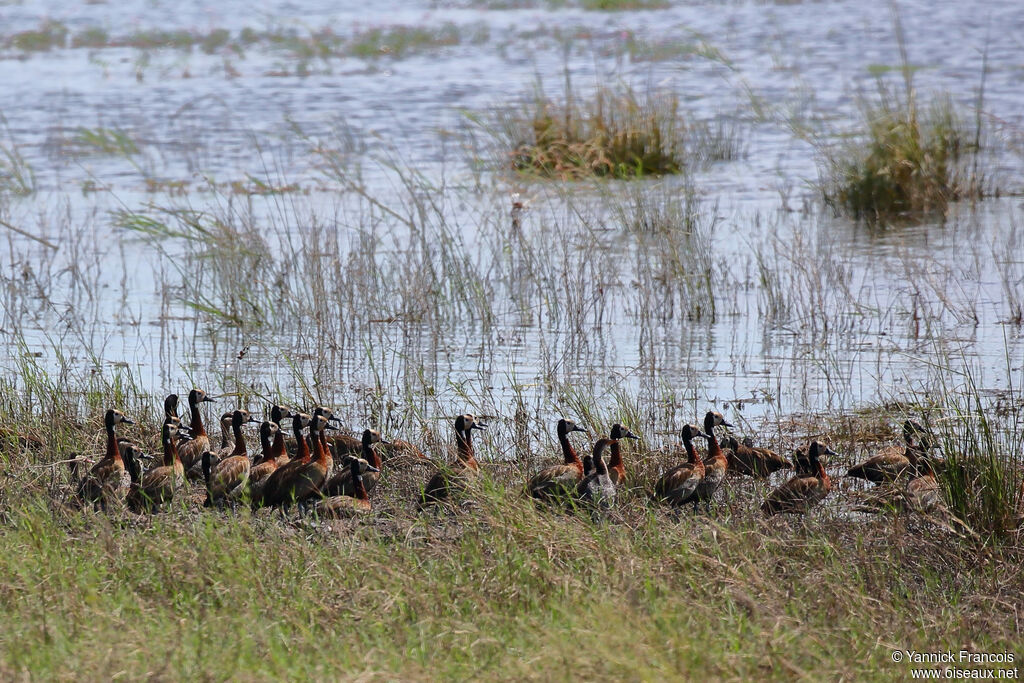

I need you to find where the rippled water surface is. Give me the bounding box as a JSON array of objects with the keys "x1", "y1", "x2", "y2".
[{"x1": 1, "y1": 0, "x2": 1022, "y2": 433}]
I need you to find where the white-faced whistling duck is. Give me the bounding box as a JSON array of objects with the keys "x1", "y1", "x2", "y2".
[
  {"x1": 117, "y1": 393, "x2": 181, "y2": 462},
  {"x1": 313, "y1": 407, "x2": 339, "y2": 474},
  {"x1": 254, "y1": 405, "x2": 292, "y2": 466},
  {"x1": 179, "y1": 388, "x2": 215, "y2": 474},
  {"x1": 846, "y1": 419, "x2": 929, "y2": 484},
  {"x1": 527, "y1": 418, "x2": 587, "y2": 501},
  {"x1": 324, "y1": 429, "x2": 388, "y2": 497},
  {"x1": 761, "y1": 441, "x2": 838, "y2": 516},
  {"x1": 77, "y1": 409, "x2": 134, "y2": 508},
  {"x1": 248, "y1": 421, "x2": 285, "y2": 502},
  {"x1": 129, "y1": 420, "x2": 191, "y2": 512},
  {"x1": 582, "y1": 453, "x2": 594, "y2": 477},
  {"x1": 264, "y1": 413, "x2": 333, "y2": 511},
  {"x1": 122, "y1": 444, "x2": 144, "y2": 503},
  {"x1": 203, "y1": 409, "x2": 260, "y2": 506},
  {"x1": 252, "y1": 412, "x2": 312, "y2": 508},
  {"x1": 190, "y1": 408, "x2": 257, "y2": 481},
  {"x1": 719, "y1": 435, "x2": 792, "y2": 478},
  {"x1": 607, "y1": 423, "x2": 639, "y2": 485},
  {"x1": 217, "y1": 410, "x2": 235, "y2": 451},
  {"x1": 653, "y1": 424, "x2": 710, "y2": 507},
  {"x1": 164, "y1": 393, "x2": 180, "y2": 422},
  {"x1": 287, "y1": 405, "x2": 344, "y2": 459},
  {"x1": 693, "y1": 411, "x2": 733, "y2": 511},
  {"x1": 314, "y1": 455, "x2": 381, "y2": 518},
  {"x1": 420, "y1": 414, "x2": 486, "y2": 507},
  {"x1": 576, "y1": 438, "x2": 616, "y2": 515}
]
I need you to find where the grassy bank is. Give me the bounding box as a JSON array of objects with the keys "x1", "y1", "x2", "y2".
[
  {"x1": 1, "y1": 378, "x2": 1023, "y2": 679},
  {"x1": 2, "y1": 483, "x2": 1021, "y2": 680}
]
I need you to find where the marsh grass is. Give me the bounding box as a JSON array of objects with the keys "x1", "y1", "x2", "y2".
[
  {"x1": 0, "y1": 123, "x2": 35, "y2": 196},
  {"x1": 822, "y1": 88, "x2": 981, "y2": 220},
  {"x1": 494, "y1": 81, "x2": 687, "y2": 180},
  {"x1": 581, "y1": 0, "x2": 669, "y2": 9},
  {"x1": 68, "y1": 127, "x2": 140, "y2": 158},
  {"x1": 923, "y1": 362, "x2": 1024, "y2": 538},
  {"x1": 7, "y1": 20, "x2": 67, "y2": 52}
]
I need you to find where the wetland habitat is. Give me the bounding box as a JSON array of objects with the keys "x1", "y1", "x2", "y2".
[{"x1": 1, "y1": 0, "x2": 1024, "y2": 679}]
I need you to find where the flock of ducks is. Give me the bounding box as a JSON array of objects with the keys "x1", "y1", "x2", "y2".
[{"x1": 70, "y1": 389, "x2": 946, "y2": 521}]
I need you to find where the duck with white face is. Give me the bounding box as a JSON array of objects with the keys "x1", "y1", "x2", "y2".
[
  {"x1": 419, "y1": 414, "x2": 487, "y2": 508},
  {"x1": 527, "y1": 418, "x2": 588, "y2": 503},
  {"x1": 179, "y1": 389, "x2": 216, "y2": 475},
  {"x1": 692, "y1": 411, "x2": 733, "y2": 512},
  {"x1": 77, "y1": 409, "x2": 135, "y2": 509},
  {"x1": 653, "y1": 424, "x2": 710, "y2": 508},
  {"x1": 762, "y1": 441, "x2": 838, "y2": 516}
]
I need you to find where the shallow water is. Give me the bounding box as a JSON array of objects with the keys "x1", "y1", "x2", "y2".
[{"x1": 1, "y1": 0, "x2": 1022, "y2": 434}]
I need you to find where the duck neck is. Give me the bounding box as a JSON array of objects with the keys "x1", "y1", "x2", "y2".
[
  {"x1": 162, "y1": 433, "x2": 176, "y2": 467},
  {"x1": 308, "y1": 426, "x2": 326, "y2": 465},
  {"x1": 106, "y1": 421, "x2": 121, "y2": 463},
  {"x1": 559, "y1": 431, "x2": 581, "y2": 467},
  {"x1": 270, "y1": 429, "x2": 287, "y2": 461},
  {"x1": 704, "y1": 419, "x2": 723, "y2": 465},
  {"x1": 608, "y1": 439, "x2": 623, "y2": 471},
  {"x1": 189, "y1": 399, "x2": 207, "y2": 437},
  {"x1": 295, "y1": 424, "x2": 311, "y2": 463},
  {"x1": 684, "y1": 435, "x2": 703, "y2": 466},
  {"x1": 361, "y1": 440, "x2": 381, "y2": 469},
  {"x1": 260, "y1": 430, "x2": 272, "y2": 458},
  {"x1": 231, "y1": 421, "x2": 246, "y2": 456},
  {"x1": 461, "y1": 429, "x2": 479, "y2": 470},
  {"x1": 353, "y1": 473, "x2": 369, "y2": 501}
]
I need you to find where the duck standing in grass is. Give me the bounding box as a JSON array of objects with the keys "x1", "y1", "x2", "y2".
[
  {"x1": 179, "y1": 389, "x2": 215, "y2": 477},
  {"x1": 653, "y1": 424, "x2": 709, "y2": 508},
  {"x1": 576, "y1": 438, "x2": 616, "y2": 519},
  {"x1": 253, "y1": 412, "x2": 312, "y2": 509},
  {"x1": 762, "y1": 441, "x2": 838, "y2": 516},
  {"x1": 527, "y1": 418, "x2": 587, "y2": 502},
  {"x1": 271, "y1": 413, "x2": 334, "y2": 512},
  {"x1": 323, "y1": 429, "x2": 388, "y2": 497},
  {"x1": 607, "y1": 423, "x2": 639, "y2": 485},
  {"x1": 128, "y1": 420, "x2": 190, "y2": 512},
  {"x1": 248, "y1": 419, "x2": 289, "y2": 502},
  {"x1": 203, "y1": 409, "x2": 259, "y2": 507},
  {"x1": 77, "y1": 409, "x2": 134, "y2": 509},
  {"x1": 420, "y1": 414, "x2": 486, "y2": 507},
  {"x1": 693, "y1": 411, "x2": 733, "y2": 511}
]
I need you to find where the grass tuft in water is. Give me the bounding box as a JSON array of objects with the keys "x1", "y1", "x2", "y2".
[
  {"x1": 495, "y1": 81, "x2": 687, "y2": 180},
  {"x1": 0, "y1": 118, "x2": 35, "y2": 196},
  {"x1": 821, "y1": 88, "x2": 982, "y2": 221}
]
